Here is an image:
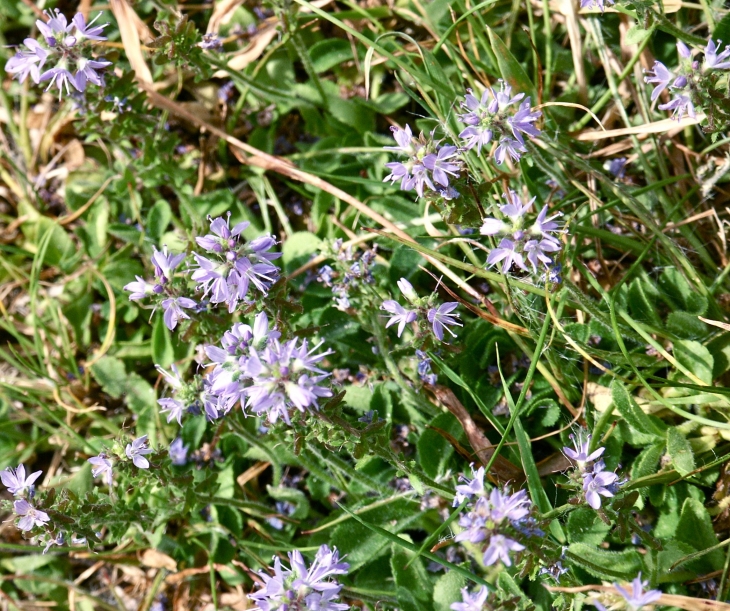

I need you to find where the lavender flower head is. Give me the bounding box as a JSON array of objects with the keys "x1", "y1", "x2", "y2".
[
  {"x1": 169, "y1": 438, "x2": 189, "y2": 466},
  {"x1": 14, "y1": 499, "x2": 50, "y2": 532},
  {"x1": 381, "y1": 300, "x2": 417, "y2": 337},
  {"x1": 704, "y1": 39, "x2": 730, "y2": 71},
  {"x1": 482, "y1": 190, "x2": 563, "y2": 274},
  {"x1": 248, "y1": 545, "x2": 349, "y2": 611},
  {"x1": 614, "y1": 573, "x2": 662, "y2": 610},
  {"x1": 383, "y1": 125, "x2": 463, "y2": 197},
  {"x1": 126, "y1": 435, "x2": 153, "y2": 469},
  {"x1": 454, "y1": 474, "x2": 533, "y2": 568},
  {"x1": 458, "y1": 80, "x2": 541, "y2": 164},
  {"x1": 582, "y1": 460, "x2": 620, "y2": 509},
  {"x1": 5, "y1": 9, "x2": 111, "y2": 98},
  {"x1": 88, "y1": 453, "x2": 113, "y2": 486},
  {"x1": 451, "y1": 586, "x2": 489, "y2": 611},
  {"x1": 192, "y1": 214, "x2": 281, "y2": 313},
  {"x1": 563, "y1": 433, "x2": 604, "y2": 473},
  {"x1": 1, "y1": 464, "x2": 42, "y2": 496},
  {"x1": 579, "y1": 0, "x2": 615, "y2": 13},
  {"x1": 427, "y1": 302, "x2": 462, "y2": 341}
]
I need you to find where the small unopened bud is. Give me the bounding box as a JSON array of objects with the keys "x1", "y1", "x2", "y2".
[{"x1": 397, "y1": 278, "x2": 419, "y2": 303}]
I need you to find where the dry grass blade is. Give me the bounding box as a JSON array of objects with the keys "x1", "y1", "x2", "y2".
[
  {"x1": 699, "y1": 316, "x2": 730, "y2": 331},
  {"x1": 214, "y1": 26, "x2": 279, "y2": 74},
  {"x1": 576, "y1": 115, "x2": 703, "y2": 140},
  {"x1": 111, "y1": 0, "x2": 153, "y2": 84}
]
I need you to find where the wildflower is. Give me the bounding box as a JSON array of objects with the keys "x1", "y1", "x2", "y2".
[
  {"x1": 659, "y1": 93, "x2": 696, "y2": 121},
  {"x1": 523, "y1": 238, "x2": 561, "y2": 272},
  {"x1": 1, "y1": 464, "x2": 42, "y2": 496},
  {"x1": 5, "y1": 9, "x2": 110, "y2": 98},
  {"x1": 244, "y1": 338, "x2": 333, "y2": 424},
  {"x1": 126, "y1": 435, "x2": 153, "y2": 469},
  {"x1": 423, "y1": 145, "x2": 461, "y2": 187},
  {"x1": 605, "y1": 157, "x2": 628, "y2": 178},
  {"x1": 487, "y1": 238, "x2": 527, "y2": 272},
  {"x1": 124, "y1": 276, "x2": 155, "y2": 301},
  {"x1": 415, "y1": 350, "x2": 438, "y2": 385},
  {"x1": 192, "y1": 215, "x2": 280, "y2": 312},
  {"x1": 199, "y1": 33, "x2": 223, "y2": 50},
  {"x1": 14, "y1": 499, "x2": 50, "y2": 532},
  {"x1": 644, "y1": 61, "x2": 674, "y2": 101},
  {"x1": 152, "y1": 246, "x2": 186, "y2": 283},
  {"x1": 579, "y1": 0, "x2": 615, "y2": 11},
  {"x1": 563, "y1": 434, "x2": 604, "y2": 472},
  {"x1": 427, "y1": 302, "x2": 462, "y2": 341},
  {"x1": 582, "y1": 462, "x2": 620, "y2": 509},
  {"x1": 453, "y1": 465, "x2": 486, "y2": 505},
  {"x1": 88, "y1": 453, "x2": 113, "y2": 486},
  {"x1": 248, "y1": 545, "x2": 349, "y2": 611},
  {"x1": 381, "y1": 301, "x2": 417, "y2": 337},
  {"x1": 397, "y1": 277, "x2": 420, "y2": 303},
  {"x1": 494, "y1": 137, "x2": 527, "y2": 165},
  {"x1": 169, "y1": 438, "x2": 189, "y2": 466},
  {"x1": 161, "y1": 296, "x2": 197, "y2": 330},
  {"x1": 704, "y1": 39, "x2": 730, "y2": 70},
  {"x1": 483, "y1": 534, "x2": 525, "y2": 566},
  {"x1": 458, "y1": 81, "x2": 541, "y2": 164},
  {"x1": 451, "y1": 586, "x2": 489, "y2": 611},
  {"x1": 614, "y1": 573, "x2": 662, "y2": 610}
]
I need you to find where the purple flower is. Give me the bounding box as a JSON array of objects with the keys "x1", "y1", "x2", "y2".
[
  {"x1": 579, "y1": 0, "x2": 614, "y2": 11},
  {"x1": 416, "y1": 350, "x2": 438, "y2": 385},
  {"x1": 427, "y1": 302, "x2": 462, "y2": 341},
  {"x1": 488, "y1": 488, "x2": 531, "y2": 523},
  {"x1": 40, "y1": 66, "x2": 79, "y2": 98},
  {"x1": 124, "y1": 276, "x2": 154, "y2": 301},
  {"x1": 458, "y1": 125, "x2": 493, "y2": 154},
  {"x1": 483, "y1": 534, "x2": 525, "y2": 566},
  {"x1": 169, "y1": 438, "x2": 189, "y2": 466},
  {"x1": 422, "y1": 145, "x2": 462, "y2": 187},
  {"x1": 249, "y1": 545, "x2": 349, "y2": 611},
  {"x1": 397, "y1": 277, "x2": 419, "y2": 303},
  {"x1": 74, "y1": 57, "x2": 111, "y2": 90},
  {"x1": 451, "y1": 586, "x2": 489, "y2": 611},
  {"x1": 5, "y1": 38, "x2": 49, "y2": 83},
  {"x1": 644, "y1": 61, "x2": 674, "y2": 101},
  {"x1": 384, "y1": 124, "x2": 417, "y2": 155},
  {"x1": 381, "y1": 300, "x2": 417, "y2": 337},
  {"x1": 659, "y1": 93, "x2": 695, "y2": 121},
  {"x1": 72, "y1": 12, "x2": 109, "y2": 41},
  {"x1": 161, "y1": 296, "x2": 196, "y2": 330},
  {"x1": 494, "y1": 138, "x2": 527, "y2": 165},
  {"x1": 152, "y1": 246, "x2": 186, "y2": 282},
  {"x1": 37, "y1": 9, "x2": 72, "y2": 46},
  {"x1": 88, "y1": 453, "x2": 113, "y2": 486},
  {"x1": 14, "y1": 499, "x2": 50, "y2": 532},
  {"x1": 563, "y1": 434, "x2": 604, "y2": 471},
  {"x1": 606, "y1": 157, "x2": 628, "y2": 178},
  {"x1": 487, "y1": 238, "x2": 527, "y2": 272},
  {"x1": 158, "y1": 398, "x2": 186, "y2": 425},
  {"x1": 1, "y1": 464, "x2": 42, "y2": 496},
  {"x1": 704, "y1": 39, "x2": 730, "y2": 70},
  {"x1": 613, "y1": 573, "x2": 662, "y2": 610},
  {"x1": 508, "y1": 99, "x2": 542, "y2": 144},
  {"x1": 531, "y1": 205, "x2": 563, "y2": 238},
  {"x1": 454, "y1": 465, "x2": 486, "y2": 506},
  {"x1": 199, "y1": 33, "x2": 223, "y2": 50},
  {"x1": 523, "y1": 238, "x2": 560, "y2": 272},
  {"x1": 677, "y1": 40, "x2": 691, "y2": 59},
  {"x1": 582, "y1": 463, "x2": 620, "y2": 509},
  {"x1": 126, "y1": 435, "x2": 153, "y2": 469},
  {"x1": 244, "y1": 339, "x2": 333, "y2": 424}
]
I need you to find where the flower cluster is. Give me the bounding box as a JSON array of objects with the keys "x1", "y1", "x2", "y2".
[
  {"x1": 6, "y1": 10, "x2": 111, "y2": 98},
  {"x1": 203, "y1": 312, "x2": 333, "y2": 424},
  {"x1": 88, "y1": 435, "x2": 154, "y2": 487},
  {"x1": 317, "y1": 240, "x2": 377, "y2": 311},
  {"x1": 453, "y1": 466, "x2": 536, "y2": 567},
  {"x1": 481, "y1": 190, "x2": 563, "y2": 274},
  {"x1": 156, "y1": 364, "x2": 209, "y2": 424},
  {"x1": 590, "y1": 573, "x2": 662, "y2": 611},
  {"x1": 458, "y1": 80, "x2": 542, "y2": 165},
  {"x1": 383, "y1": 125, "x2": 463, "y2": 198},
  {"x1": 563, "y1": 433, "x2": 621, "y2": 510},
  {"x1": 644, "y1": 39, "x2": 730, "y2": 123},
  {"x1": 124, "y1": 215, "x2": 282, "y2": 328},
  {"x1": 381, "y1": 278, "x2": 461, "y2": 342},
  {"x1": 248, "y1": 545, "x2": 349, "y2": 611},
  {"x1": 2, "y1": 464, "x2": 50, "y2": 533},
  {"x1": 192, "y1": 215, "x2": 280, "y2": 312}
]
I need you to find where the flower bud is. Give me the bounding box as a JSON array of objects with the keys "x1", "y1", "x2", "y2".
[{"x1": 396, "y1": 278, "x2": 419, "y2": 303}]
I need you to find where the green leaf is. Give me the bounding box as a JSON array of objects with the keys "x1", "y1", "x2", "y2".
[
  {"x1": 625, "y1": 26, "x2": 651, "y2": 45},
  {"x1": 391, "y1": 540, "x2": 433, "y2": 611},
  {"x1": 566, "y1": 508, "x2": 611, "y2": 546},
  {"x1": 611, "y1": 380, "x2": 662, "y2": 437},
  {"x1": 673, "y1": 340, "x2": 714, "y2": 384},
  {"x1": 713, "y1": 11, "x2": 730, "y2": 40},
  {"x1": 90, "y1": 356, "x2": 128, "y2": 398},
  {"x1": 627, "y1": 279, "x2": 662, "y2": 327},
  {"x1": 676, "y1": 498, "x2": 725, "y2": 571},
  {"x1": 152, "y1": 315, "x2": 174, "y2": 368},
  {"x1": 147, "y1": 199, "x2": 172, "y2": 241},
  {"x1": 310, "y1": 39, "x2": 353, "y2": 73},
  {"x1": 417, "y1": 412, "x2": 460, "y2": 479},
  {"x1": 433, "y1": 571, "x2": 465, "y2": 611},
  {"x1": 667, "y1": 311, "x2": 710, "y2": 340},
  {"x1": 486, "y1": 28, "x2": 536, "y2": 101},
  {"x1": 666, "y1": 428, "x2": 695, "y2": 476},
  {"x1": 566, "y1": 543, "x2": 642, "y2": 580},
  {"x1": 631, "y1": 442, "x2": 664, "y2": 480},
  {"x1": 281, "y1": 231, "x2": 323, "y2": 275}
]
